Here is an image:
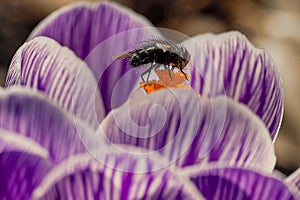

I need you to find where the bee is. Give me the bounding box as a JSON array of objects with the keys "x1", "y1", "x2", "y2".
[{"x1": 113, "y1": 39, "x2": 191, "y2": 82}]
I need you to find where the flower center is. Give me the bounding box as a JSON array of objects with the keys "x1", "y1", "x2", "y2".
[{"x1": 140, "y1": 69, "x2": 191, "y2": 94}]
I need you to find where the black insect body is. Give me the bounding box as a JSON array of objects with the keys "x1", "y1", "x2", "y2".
[{"x1": 114, "y1": 40, "x2": 191, "y2": 82}]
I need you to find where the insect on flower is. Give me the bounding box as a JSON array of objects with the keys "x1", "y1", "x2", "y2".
[{"x1": 113, "y1": 39, "x2": 191, "y2": 82}]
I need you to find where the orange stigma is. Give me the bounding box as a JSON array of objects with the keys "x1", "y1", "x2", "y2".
[{"x1": 140, "y1": 69, "x2": 191, "y2": 94}]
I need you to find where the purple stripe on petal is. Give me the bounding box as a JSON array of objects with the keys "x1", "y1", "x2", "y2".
[
  {"x1": 285, "y1": 168, "x2": 300, "y2": 199},
  {"x1": 99, "y1": 89, "x2": 201, "y2": 168},
  {"x1": 0, "y1": 151, "x2": 52, "y2": 199},
  {"x1": 32, "y1": 153, "x2": 204, "y2": 200},
  {"x1": 181, "y1": 96, "x2": 276, "y2": 172},
  {"x1": 0, "y1": 130, "x2": 49, "y2": 159},
  {"x1": 28, "y1": 2, "x2": 162, "y2": 114},
  {"x1": 183, "y1": 31, "x2": 283, "y2": 140},
  {"x1": 6, "y1": 37, "x2": 105, "y2": 129},
  {"x1": 181, "y1": 166, "x2": 296, "y2": 200},
  {"x1": 0, "y1": 87, "x2": 94, "y2": 164},
  {"x1": 99, "y1": 88, "x2": 275, "y2": 171}
]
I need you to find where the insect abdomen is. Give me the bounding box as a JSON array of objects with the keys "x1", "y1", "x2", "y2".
[{"x1": 130, "y1": 47, "x2": 158, "y2": 67}]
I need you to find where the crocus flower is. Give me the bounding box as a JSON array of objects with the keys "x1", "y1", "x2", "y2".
[{"x1": 1, "y1": 1, "x2": 299, "y2": 199}]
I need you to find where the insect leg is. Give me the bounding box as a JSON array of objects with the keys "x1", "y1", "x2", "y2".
[
  {"x1": 167, "y1": 65, "x2": 172, "y2": 81},
  {"x1": 179, "y1": 62, "x2": 188, "y2": 79},
  {"x1": 140, "y1": 71, "x2": 146, "y2": 82},
  {"x1": 181, "y1": 71, "x2": 188, "y2": 79},
  {"x1": 154, "y1": 64, "x2": 162, "y2": 71},
  {"x1": 160, "y1": 65, "x2": 173, "y2": 81},
  {"x1": 141, "y1": 69, "x2": 150, "y2": 82},
  {"x1": 160, "y1": 65, "x2": 172, "y2": 80},
  {"x1": 146, "y1": 68, "x2": 152, "y2": 82},
  {"x1": 141, "y1": 63, "x2": 155, "y2": 82}
]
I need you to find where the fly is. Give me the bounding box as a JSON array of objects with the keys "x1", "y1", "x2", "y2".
[{"x1": 113, "y1": 39, "x2": 191, "y2": 82}]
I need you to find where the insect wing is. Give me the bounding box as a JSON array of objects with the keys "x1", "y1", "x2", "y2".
[
  {"x1": 112, "y1": 50, "x2": 134, "y2": 60},
  {"x1": 155, "y1": 42, "x2": 172, "y2": 52}
]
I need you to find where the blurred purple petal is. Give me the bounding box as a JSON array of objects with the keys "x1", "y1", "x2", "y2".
[
  {"x1": 99, "y1": 89, "x2": 275, "y2": 171},
  {"x1": 285, "y1": 168, "x2": 300, "y2": 199},
  {"x1": 0, "y1": 151, "x2": 52, "y2": 199},
  {"x1": 28, "y1": 2, "x2": 162, "y2": 114},
  {"x1": 6, "y1": 37, "x2": 105, "y2": 129},
  {"x1": 32, "y1": 153, "x2": 204, "y2": 199},
  {"x1": 182, "y1": 166, "x2": 296, "y2": 200},
  {"x1": 183, "y1": 31, "x2": 283, "y2": 140},
  {"x1": 0, "y1": 130, "x2": 49, "y2": 159},
  {"x1": 29, "y1": 1, "x2": 155, "y2": 60},
  {"x1": 0, "y1": 87, "x2": 94, "y2": 163}
]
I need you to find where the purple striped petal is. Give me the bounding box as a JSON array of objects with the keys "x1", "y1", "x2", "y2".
[
  {"x1": 28, "y1": 2, "x2": 162, "y2": 114},
  {"x1": 0, "y1": 130, "x2": 49, "y2": 159},
  {"x1": 6, "y1": 37, "x2": 104, "y2": 129},
  {"x1": 181, "y1": 96, "x2": 276, "y2": 171},
  {"x1": 183, "y1": 31, "x2": 283, "y2": 140},
  {"x1": 98, "y1": 89, "x2": 275, "y2": 171},
  {"x1": 181, "y1": 166, "x2": 296, "y2": 200},
  {"x1": 0, "y1": 87, "x2": 94, "y2": 163},
  {"x1": 98, "y1": 89, "x2": 200, "y2": 168},
  {"x1": 285, "y1": 168, "x2": 300, "y2": 199},
  {"x1": 0, "y1": 151, "x2": 52, "y2": 199},
  {"x1": 31, "y1": 153, "x2": 204, "y2": 200}
]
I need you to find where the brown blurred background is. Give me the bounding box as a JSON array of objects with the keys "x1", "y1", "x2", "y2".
[{"x1": 0, "y1": 0, "x2": 299, "y2": 175}]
